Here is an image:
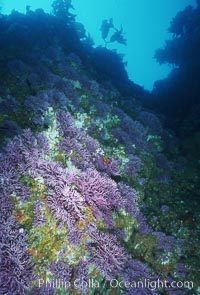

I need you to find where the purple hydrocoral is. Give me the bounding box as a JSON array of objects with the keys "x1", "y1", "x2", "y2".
[
  {"x1": 67, "y1": 226, "x2": 83, "y2": 245},
  {"x1": 57, "y1": 109, "x2": 121, "y2": 174},
  {"x1": 89, "y1": 99, "x2": 111, "y2": 118},
  {"x1": 123, "y1": 259, "x2": 156, "y2": 281},
  {"x1": 58, "y1": 61, "x2": 81, "y2": 81},
  {"x1": 0, "y1": 217, "x2": 34, "y2": 295},
  {"x1": 38, "y1": 89, "x2": 68, "y2": 108},
  {"x1": 47, "y1": 182, "x2": 86, "y2": 229},
  {"x1": 28, "y1": 58, "x2": 77, "y2": 92},
  {"x1": 0, "y1": 163, "x2": 18, "y2": 192},
  {"x1": 82, "y1": 79, "x2": 100, "y2": 96},
  {"x1": 124, "y1": 155, "x2": 143, "y2": 178},
  {"x1": 0, "y1": 159, "x2": 31, "y2": 227},
  {"x1": 29, "y1": 63, "x2": 52, "y2": 87},
  {"x1": 153, "y1": 232, "x2": 183, "y2": 253},
  {"x1": 25, "y1": 89, "x2": 69, "y2": 126},
  {"x1": 119, "y1": 185, "x2": 150, "y2": 233},
  {"x1": 111, "y1": 127, "x2": 135, "y2": 153},
  {"x1": 0, "y1": 96, "x2": 19, "y2": 115},
  {"x1": 74, "y1": 261, "x2": 90, "y2": 294},
  {"x1": 83, "y1": 136, "x2": 101, "y2": 153},
  {"x1": 34, "y1": 160, "x2": 85, "y2": 235},
  {"x1": 124, "y1": 290, "x2": 158, "y2": 295},
  {"x1": 175, "y1": 263, "x2": 190, "y2": 279},
  {"x1": 52, "y1": 182, "x2": 86, "y2": 220},
  {"x1": 165, "y1": 290, "x2": 187, "y2": 295},
  {"x1": 33, "y1": 200, "x2": 46, "y2": 227},
  {"x1": 57, "y1": 110, "x2": 93, "y2": 144},
  {"x1": 122, "y1": 259, "x2": 158, "y2": 295},
  {"x1": 56, "y1": 109, "x2": 79, "y2": 138},
  {"x1": 0, "y1": 120, "x2": 22, "y2": 138},
  {"x1": 164, "y1": 276, "x2": 188, "y2": 295},
  {"x1": 32, "y1": 159, "x2": 64, "y2": 180},
  {"x1": 0, "y1": 103, "x2": 186, "y2": 294},
  {"x1": 29, "y1": 286, "x2": 55, "y2": 295},
  {"x1": 118, "y1": 182, "x2": 139, "y2": 216},
  {"x1": 119, "y1": 182, "x2": 183, "y2": 253},
  {"x1": 48, "y1": 261, "x2": 72, "y2": 282},
  {"x1": 55, "y1": 78, "x2": 78, "y2": 101},
  {"x1": 154, "y1": 153, "x2": 171, "y2": 184},
  {"x1": 25, "y1": 94, "x2": 50, "y2": 116},
  {"x1": 73, "y1": 168, "x2": 123, "y2": 225},
  {"x1": 95, "y1": 155, "x2": 121, "y2": 176},
  {"x1": 3, "y1": 129, "x2": 49, "y2": 174},
  {"x1": 87, "y1": 230, "x2": 129, "y2": 280},
  {"x1": 111, "y1": 112, "x2": 150, "y2": 152},
  {"x1": 138, "y1": 111, "x2": 163, "y2": 136},
  {"x1": 136, "y1": 212, "x2": 153, "y2": 235},
  {"x1": 0, "y1": 194, "x2": 13, "y2": 219},
  {"x1": 118, "y1": 183, "x2": 153, "y2": 234},
  {"x1": 73, "y1": 170, "x2": 108, "y2": 220},
  {"x1": 46, "y1": 73, "x2": 68, "y2": 91},
  {"x1": 12, "y1": 183, "x2": 31, "y2": 202},
  {"x1": 111, "y1": 106, "x2": 127, "y2": 120},
  {"x1": 59, "y1": 137, "x2": 94, "y2": 170},
  {"x1": 122, "y1": 118, "x2": 149, "y2": 151}
]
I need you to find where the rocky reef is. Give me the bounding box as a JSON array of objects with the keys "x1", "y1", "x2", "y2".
[{"x1": 0, "y1": 5, "x2": 199, "y2": 295}]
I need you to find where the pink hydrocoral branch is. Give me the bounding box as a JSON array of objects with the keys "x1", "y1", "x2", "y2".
[{"x1": 88, "y1": 230, "x2": 129, "y2": 280}]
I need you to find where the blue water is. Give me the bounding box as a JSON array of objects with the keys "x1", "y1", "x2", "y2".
[{"x1": 0, "y1": 0, "x2": 196, "y2": 90}]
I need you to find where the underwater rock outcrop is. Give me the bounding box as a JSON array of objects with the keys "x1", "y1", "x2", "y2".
[
  {"x1": 0, "y1": 6, "x2": 199, "y2": 295},
  {"x1": 152, "y1": 1, "x2": 200, "y2": 146}
]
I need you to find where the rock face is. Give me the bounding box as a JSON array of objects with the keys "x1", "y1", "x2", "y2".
[
  {"x1": 153, "y1": 2, "x2": 200, "y2": 145},
  {"x1": 0, "y1": 8, "x2": 199, "y2": 295}
]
